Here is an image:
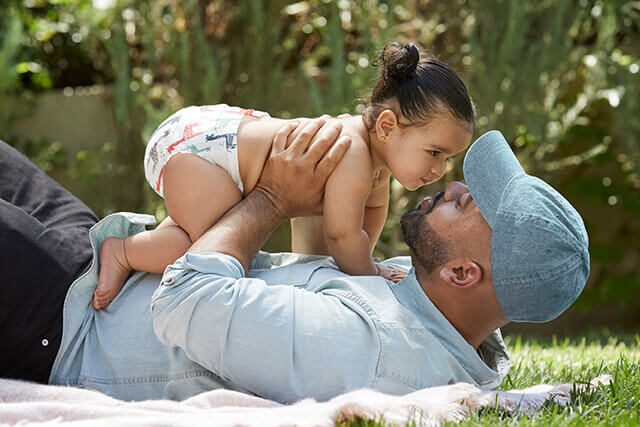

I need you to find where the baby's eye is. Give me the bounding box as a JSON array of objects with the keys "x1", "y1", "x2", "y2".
[{"x1": 429, "y1": 150, "x2": 440, "y2": 157}]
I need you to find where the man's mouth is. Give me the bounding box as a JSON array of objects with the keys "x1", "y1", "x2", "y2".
[{"x1": 418, "y1": 191, "x2": 444, "y2": 213}]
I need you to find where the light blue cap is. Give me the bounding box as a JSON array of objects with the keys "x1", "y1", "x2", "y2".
[{"x1": 462, "y1": 130, "x2": 590, "y2": 322}]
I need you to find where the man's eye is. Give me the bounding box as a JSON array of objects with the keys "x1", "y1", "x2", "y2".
[{"x1": 455, "y1": 194, "x2": 462, "y2": 209}]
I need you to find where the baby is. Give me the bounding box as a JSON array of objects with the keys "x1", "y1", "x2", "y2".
[{"x1": 93, "y1": 42, "x2": 475, "y2": 309}]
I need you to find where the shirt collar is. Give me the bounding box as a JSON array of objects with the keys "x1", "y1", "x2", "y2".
[{"x1": 390, "y1": 267, "x2": 511, "y2": 388}]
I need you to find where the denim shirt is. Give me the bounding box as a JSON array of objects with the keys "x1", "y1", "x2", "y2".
[{"x1": 49, "y1": 213, "x2": 511, "y2": 403}]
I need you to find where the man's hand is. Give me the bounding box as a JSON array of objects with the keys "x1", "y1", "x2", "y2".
[{"x1": 255, "y1": 118, "x2": 352, "y2": 219}]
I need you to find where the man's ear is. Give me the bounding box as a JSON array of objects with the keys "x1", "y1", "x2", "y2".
[
  {"x1": 375, "y1": 109, "x2": 398, "y2": 141},
  {"x1": 439, "y1": 259, "x2": 483, "y2": 289}
]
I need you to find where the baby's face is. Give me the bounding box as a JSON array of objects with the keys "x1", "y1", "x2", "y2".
[{"x1": 386, "y1": 114, "x2": 472, "y2": 191}]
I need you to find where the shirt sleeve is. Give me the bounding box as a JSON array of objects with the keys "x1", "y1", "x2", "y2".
[{"x1": 150, "y1": 252, "x2": 381, "y2": 403}]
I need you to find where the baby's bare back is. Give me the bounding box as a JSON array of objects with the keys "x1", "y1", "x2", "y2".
[{"x1": 237, "y1": 115, "x2": 368, "y2": 196}]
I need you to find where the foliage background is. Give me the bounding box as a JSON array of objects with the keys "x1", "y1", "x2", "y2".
[{"x1": 1, "y1": 0, "x2": 638, "y2": 332}]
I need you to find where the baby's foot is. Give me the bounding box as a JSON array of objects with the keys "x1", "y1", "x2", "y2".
[{"x1": 93, "y1": 237, "x2": 131, "y2": 310}]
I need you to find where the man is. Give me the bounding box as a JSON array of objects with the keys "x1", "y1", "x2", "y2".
[{"x1": 0, "y1": 121, "x2": 589, "y2": 404}]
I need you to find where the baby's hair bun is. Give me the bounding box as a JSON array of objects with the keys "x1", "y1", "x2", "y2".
[
  {"x1": 364, "y1": 40, "x2": 476, "y2": 132},
  {"x1": 378, "y1": 42, "x2": 420, "y2": 82}
]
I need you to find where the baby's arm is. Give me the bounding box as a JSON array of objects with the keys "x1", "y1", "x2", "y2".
[
  {"x1": 362, "y1": 172, "x2": 407, "y2": 283},
  {"x1": 363, "y1": 170, "x2": 391, "y2": 252},
  {"x1": 291, "y1": 171, "x2": 390, "y2": 257},
  {"x1": 323, "y1": 141, "x2": 377, "y2": 276}
]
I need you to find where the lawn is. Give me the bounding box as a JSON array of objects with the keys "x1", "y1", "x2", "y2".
[{"x1": 348, "y1": 331, "x2": 640, "y2": 426}]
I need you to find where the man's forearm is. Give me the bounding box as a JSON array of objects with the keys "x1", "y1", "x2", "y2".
[{"x1": 187, "y1": 190, "x2": 286, "y2": 272}]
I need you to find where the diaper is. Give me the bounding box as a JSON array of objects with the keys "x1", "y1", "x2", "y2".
[{"x1": 144, "y1": 104, "x2": 270, "y2": 197}]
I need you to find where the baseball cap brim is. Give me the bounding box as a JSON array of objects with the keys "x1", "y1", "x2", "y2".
[{"x1": 462, "y1": 131, "x2": 525, "y2": 229}]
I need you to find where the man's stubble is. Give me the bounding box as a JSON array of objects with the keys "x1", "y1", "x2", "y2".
[{"x1": 400, "y1": 209, "x2": 451, "y2": 275}]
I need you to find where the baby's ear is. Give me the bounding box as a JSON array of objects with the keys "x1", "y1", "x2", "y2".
[{"x1": 376, "y1": 109, "x2": 398, "y2": 140}]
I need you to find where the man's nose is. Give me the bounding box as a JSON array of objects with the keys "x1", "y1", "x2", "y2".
[{"x1": 444, "y1": 181, "x2": 470, "y2": 201}]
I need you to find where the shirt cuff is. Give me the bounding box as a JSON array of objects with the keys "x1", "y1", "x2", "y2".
[{"x1": 162, "y1": 252, "x2": 246, "y2": 285}]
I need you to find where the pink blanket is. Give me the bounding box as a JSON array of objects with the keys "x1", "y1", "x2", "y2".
[{"x1": 0, "y1": 376, "x2": 610, "y2": 426}]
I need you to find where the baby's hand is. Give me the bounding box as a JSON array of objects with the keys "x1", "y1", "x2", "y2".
[{"x1": 375, "y1": 263, "x2": 408, "y2": 283}]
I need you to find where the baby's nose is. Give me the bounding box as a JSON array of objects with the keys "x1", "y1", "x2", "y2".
[{"x1": 431, "y1": 164, "x2": 445, "y2": 180}]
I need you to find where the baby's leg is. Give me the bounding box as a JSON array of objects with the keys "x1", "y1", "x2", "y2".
[
  {"x1": 123, "y1": 216, "x2": 191, "y2": 272},
  {"x1": 93, "y1": 216, "x2": 193, "y2": 310},
  {"x1": 162, "y1": 153, "x2": 242, "y2": 241},
  {"x1": 93, "y1": 154, "x2": 242, "y2": 309}
]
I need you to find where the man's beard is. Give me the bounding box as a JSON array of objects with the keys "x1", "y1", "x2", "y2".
[{"x1": 400, "y1": 207, "x2": 451, "y2": 275}]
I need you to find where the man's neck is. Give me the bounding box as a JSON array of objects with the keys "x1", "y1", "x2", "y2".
[{"x1": 416, "y1": 267, "x2": 500, "y2": 350}]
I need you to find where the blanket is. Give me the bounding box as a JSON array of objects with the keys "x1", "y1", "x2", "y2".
[{"x1": 0, "y1": 375, "x2": 610, "y2": 426}]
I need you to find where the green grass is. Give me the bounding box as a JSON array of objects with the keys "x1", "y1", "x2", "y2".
[{"x1": 346, "y1": 331, "x2": 640, "y2": 426}]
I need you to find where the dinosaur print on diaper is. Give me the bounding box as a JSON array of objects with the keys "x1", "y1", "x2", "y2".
[
  {"x1": 205, "y1": 133, "x2": 237, "y2": 152},
  {"x1": 146, "y1": 143, "x2": 159, "y2": 173},
  {"x1": 166, "y1": 123, "x2": 203, "y2": 153},
  {"x1": 209, "y1": 117, "x2": 241, "y2": 132},
  {"x1": 145, "y1": 104, "x2": 269, "y2": 197},
  {"x1": 186, "y1": 144, "x2": 211, "y2": 155},
  {"x1": 146, "y1": 129, "x2": 171, "y2": 173},
  {"x1": 224, "y1": 107, "x2": 263, "y2": 118},
  {"x1": 149, "y1": 114, "x2": 182, "y2": 140}
]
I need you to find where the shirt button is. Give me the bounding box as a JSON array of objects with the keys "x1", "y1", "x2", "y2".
[{"x1": 41, "y1": 338, "x2": 49, "y2": 347}]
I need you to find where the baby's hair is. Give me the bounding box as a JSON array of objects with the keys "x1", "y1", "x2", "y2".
[{"x1": 363, "y1": 42, "x2": 476, "y2": 131}]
